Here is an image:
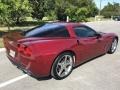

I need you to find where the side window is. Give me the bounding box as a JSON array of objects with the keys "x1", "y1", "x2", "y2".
[
  {"x1": 43, "y1": 27, "x2": 70, "y2": 37},
  {"x1": 74, "y1": 26, "x2": 96, "y2": 37}
]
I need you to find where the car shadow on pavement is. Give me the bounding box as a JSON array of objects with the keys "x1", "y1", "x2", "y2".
[
  {"x1": 22, "y1": 71, "x2": 53, "y2": 81},
  {"x1": 36, "y1": 76, "x2": 52, "y2": 81},
  {"x1": 74, "y1": 53, "x2": 106, "y2": 69}
]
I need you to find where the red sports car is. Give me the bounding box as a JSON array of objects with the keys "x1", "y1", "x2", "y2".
[{"x1": 3, "y1": 23, "x2": 118, "y2": 80}]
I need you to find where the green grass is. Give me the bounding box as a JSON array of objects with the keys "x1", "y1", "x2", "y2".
[
  {"x1": 0, "y1": 38, "x2": 4, "y2": 48},
  {"x1": 0, "y1": 26, "x2": 35, "y2": 32},
  {"x1": 87, "y1": 17, "x2": 95, "y2": 22},
  {"x1": 87, "y1": 17, "x2": 112, "y2": 22}
]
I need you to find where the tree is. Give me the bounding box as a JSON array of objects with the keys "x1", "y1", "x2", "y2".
[
  {"x1": 0, "y1": 0, "x2": 32, "y2": 30},
  {"x1": 54, "y1": 0, "x2": 70, "y2": 21},
  {"x1": 29, "y1": 0, "x2": 55, "y2": 20},
  {"x1": 101, "y1": 2, "x2": 120, "y2": 18},
  {"x1": 66, "y1": 6, "x2": 89, "y2": 22},
  {"x1": 10, "y1": 0, "x2": 32, "y2": 24},
  {"x1": 65, "y1": 0, "x2": 98, "y2": 21},
  {"x1": 29, "y1": 0, "x2": 98, "y2": 22},
  {"x1": 0, "y1": 0, "x2": 12, "y2": 30}
]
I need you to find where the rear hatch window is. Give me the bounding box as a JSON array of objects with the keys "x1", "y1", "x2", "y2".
[{"x1": 24, "y1": 24, "x2": 70, "y2": 37}]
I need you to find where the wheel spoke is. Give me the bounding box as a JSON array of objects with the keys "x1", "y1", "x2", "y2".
[
  {"x1": 64, "y1": 67, "x2": 68, "y2": 75},
  {"x1": 58, "y1": 68, "x2": 64, "y2": 76},
  {"x1": 64, "y1": 55, "x2": 68, "y2": 64},
  {"x1": 58, "y1": 62, "x2": 62, "y2": 66},
  {"x1": 64, "y1": 55, "x2": 71, "y2": 66},
  {"x1": 66, "y1": 61, "x2": 71, "y2": 66}
]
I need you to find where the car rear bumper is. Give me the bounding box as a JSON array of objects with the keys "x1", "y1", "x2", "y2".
[{"x1": 7, "y1": 52, "x2": 54, "y2": 78}]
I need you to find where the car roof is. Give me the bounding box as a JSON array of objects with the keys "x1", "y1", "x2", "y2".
[{"x1": 47, "y1": 22, "x2": 83, "y2": 26}]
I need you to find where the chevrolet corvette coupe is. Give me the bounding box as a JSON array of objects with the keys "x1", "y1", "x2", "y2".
[{"x1": 3, "y1": 22, "x2": 118, "y2": 80}]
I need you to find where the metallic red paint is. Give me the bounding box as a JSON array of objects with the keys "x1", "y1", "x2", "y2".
[{"x1": 3, "y1": 23, "x2": 118, "y2": 78}]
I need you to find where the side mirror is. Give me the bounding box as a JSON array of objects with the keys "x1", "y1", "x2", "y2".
[{"x1": 96, "y1": 33, "x2": 102, "y2": 39}]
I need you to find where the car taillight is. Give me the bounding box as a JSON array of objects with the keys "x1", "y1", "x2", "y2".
[
  {"x1": 18, "y1": 44, "x2": 24, "y2": 52},
  {"x1": 17, "y1": 44, "x2": 32, "y2": 56},
  {"x1": 24, "y1": 47, "x2": 32, "y2": 56}
]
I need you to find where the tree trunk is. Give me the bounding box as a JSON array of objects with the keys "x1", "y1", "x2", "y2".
[
  {"x1": 7, "y1": 23, "x2": 11, "y2": 32},
  {"x1": 5, "y1": 18, "x2": 11, "y2": 31},
  {"x1": 16, "y1": 17, "x2": 20, "y2": 25}
]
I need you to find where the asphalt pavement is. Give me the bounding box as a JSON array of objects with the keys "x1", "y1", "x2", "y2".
[{"x1": 0, "y1": 21, "x2": 120, "y2": 90}]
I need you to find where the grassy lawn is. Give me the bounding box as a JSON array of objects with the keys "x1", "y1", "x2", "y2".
[
  {"x1": 87, "y1": 17, "x2": 112, "y2": 22},
  {"x1": 0, "y1": 38, "x2": 4, "y2": 48},
  {"x1": 87, "y1": 17, "x2": 95, "y2": 22},
  {"x1": 0, "y1": 26, "x2": 35, "y2": 32}
]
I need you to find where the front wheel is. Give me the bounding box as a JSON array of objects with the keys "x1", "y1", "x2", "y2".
[
  {"x1": 51, "y1": 52, "x2": 74, "y2": 80},
  {"x1": 108, "y1": 38, "x2": 118, "y2": 54}
]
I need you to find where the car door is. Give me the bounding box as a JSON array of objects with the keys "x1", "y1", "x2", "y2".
[{"x1": 73, "y1": 25, "x2": 104, "y2": 64}]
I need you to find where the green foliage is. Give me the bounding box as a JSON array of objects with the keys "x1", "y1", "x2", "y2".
[
  {"x1": 30, "y1": 0, "x2": 98, "y2": 22},
  {"x1": 65, "y1": 0, "x2": 98, "y2": 22},
  {"x1": 10, "y1": 0, "x2": 32, "y2": 24},
  {"x1": 46, "y1": 10, "x2": 57, "y2": 21},
  {"x1": 59, "y1": 0, "x2": 98, "y2": 22},
  {"x1": 0, "y1": 1, "x2": 12, "y2": 26},
  {"x1": 0, "y1": 0, "x2": 98, "y2": 27},
  {"x1": 29, "y1": 0, "x2": 55, "y2": 20},
  {"x1": 76, "y1": 8, "x2": 88, "y2": 22},
  {"x1": 101, "y1": 3, "x2": 120, "y2": 18},
  {"x1": 14, "y1": 21, "x2": 46, "y2": 26},
  {"x1": 0, "y1": 0, "x2": 32, "y2": 30}
]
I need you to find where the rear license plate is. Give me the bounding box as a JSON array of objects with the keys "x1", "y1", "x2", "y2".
[{"x1": 9, "y1": 50, "x2": 15, "y2": 57}]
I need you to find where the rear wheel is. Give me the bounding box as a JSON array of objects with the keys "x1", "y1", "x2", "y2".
[
  {"x1": 51, "y1": 52, "x2": 74, "y2": 80},
  {"x1": 108, "y1": 38, "x2": 118, "y2": 54}
]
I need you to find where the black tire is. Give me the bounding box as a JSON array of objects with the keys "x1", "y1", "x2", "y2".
[
  {"x1": 51, "y1": 52, "x2": 74, "y2": 80},
  {"x1": 108, "y1": 38, "x2": 118, "y2": 54}
]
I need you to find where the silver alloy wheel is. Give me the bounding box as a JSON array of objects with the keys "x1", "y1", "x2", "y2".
[
  {"x1": 111, "y1": 39, "x2": 118, "y2": 52},
  {"x1": 56, "y1": 55, "x2": 73, "y2": 77}
]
